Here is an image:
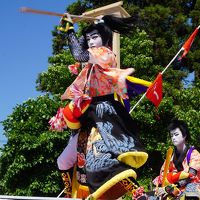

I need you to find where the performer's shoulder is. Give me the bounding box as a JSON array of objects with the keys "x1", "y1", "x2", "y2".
[{"x1": 88, "y1": 46, "x2": 113, "y2": 54}]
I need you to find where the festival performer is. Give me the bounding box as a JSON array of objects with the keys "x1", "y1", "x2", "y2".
[
  {"x1": 153, "y1": 118, "x2": 200, "y2": 199},
  {"x1": 54, "y1": 13, "x2": 150, "y2": 199}
]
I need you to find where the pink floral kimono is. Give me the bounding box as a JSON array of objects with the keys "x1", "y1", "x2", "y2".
[{"x1": 60, "y1": 46, "x2": 148, "y2": 199}]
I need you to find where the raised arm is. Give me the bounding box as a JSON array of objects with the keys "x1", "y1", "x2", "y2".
[
  {"x1": 67, "y1": 31, "x2": 90, "y2": 62},
  {"x1": 58, "y1": 13, "x2": 89, "y2": 62}
]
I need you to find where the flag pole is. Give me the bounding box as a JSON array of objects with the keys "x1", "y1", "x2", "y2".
[
  {"x1": 161, "y1": 47, "x2": 183, "y2": 75},
  {"x1": 129, "y1": 93, "x2": 146, "y2": 113},
  {"x1": 129, "y1": 47, "x2": 183, "y2": 114},
  {"x1": 130, "y1": 25, "x2": 200, "y2": 113}
]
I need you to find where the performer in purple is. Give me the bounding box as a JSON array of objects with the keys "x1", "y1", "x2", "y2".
[{"x1": 153, "y1": 118, "x2": 200, "y2": 199}]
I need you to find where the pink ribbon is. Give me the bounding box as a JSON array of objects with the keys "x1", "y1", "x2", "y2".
[
  {"x1": 71, "y1": 84, "x2": 91, "y2": 109},
  {"x1": 49, "y1": 107, "x2": 67, "y2": 132}
]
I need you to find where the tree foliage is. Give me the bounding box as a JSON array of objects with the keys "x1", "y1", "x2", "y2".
[
  {"x1": 0, "y1": 95, "x2": 70, "y2": 195},
  {"x1": 36, "y1": 51, "x2": 75, "y2": 95},
  {"x1": 0, "y1": 0, "x2": 200, "y2": 196}
]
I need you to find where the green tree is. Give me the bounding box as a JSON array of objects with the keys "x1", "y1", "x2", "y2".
[{"x1": 0, "y1": 95, "x2": 70, "y2": 195}]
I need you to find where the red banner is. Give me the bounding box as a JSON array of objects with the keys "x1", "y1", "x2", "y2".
[
  {"x1": 146, "y1": 73, "x2": 163, "y2": 107},
  {"x1": 181, "y1": 27, "x2": 199, "y2": 59}
]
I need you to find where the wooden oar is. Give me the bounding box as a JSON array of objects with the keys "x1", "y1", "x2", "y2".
[{"x1": 20, "y1": 7, "x2": 98, "y2": 23}]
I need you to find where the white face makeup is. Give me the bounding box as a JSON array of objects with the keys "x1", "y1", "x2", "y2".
[
  {"x1": 170, "y1": 128, "x2": 186, "y2": 147},
  {"x1": 86, "y1": 30, "x2": 103, "y2": 48}
]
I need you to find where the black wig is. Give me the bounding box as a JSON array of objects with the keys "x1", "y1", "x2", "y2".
[
  {"x1": 167, "y1": 118, "x2": 190, "y2": 141},
  {"x1": 82, "y1": 14, "x2": 138, "y2": 48}
]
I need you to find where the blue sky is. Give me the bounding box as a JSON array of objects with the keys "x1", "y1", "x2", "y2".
[{"x1": 0, "y1": 0, "x2": 75, "y2": 147}]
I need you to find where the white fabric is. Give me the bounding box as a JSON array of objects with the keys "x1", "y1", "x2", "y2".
[{"x1": 57, "y1": 133, "x2": 78, "y2": 170}]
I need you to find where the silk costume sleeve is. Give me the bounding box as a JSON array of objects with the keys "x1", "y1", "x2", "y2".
[
  {"x1": 176, "y1": 167, "x2": 196, "y2": 187},
  {"x1": 67, "y1": 30, "x2": 90, "y2": 62},
  {"x1": 88, "y1": 47, "x2": 117, "y2": 69},
  {"x1": 189, "y1": 149, "x2": 200, "y2": 171}
]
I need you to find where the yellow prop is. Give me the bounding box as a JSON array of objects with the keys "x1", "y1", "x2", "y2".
[{"x1": 162, "y1": 147, "x2": 173, "y2": 187}]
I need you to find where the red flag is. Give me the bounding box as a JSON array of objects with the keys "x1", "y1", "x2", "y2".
[
  {"x1": 146, "y1": 73, "x2": 163, "y2": 107},
  {"x1": 180, "y1": 26, "x2": 199, "y2": 59}
]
